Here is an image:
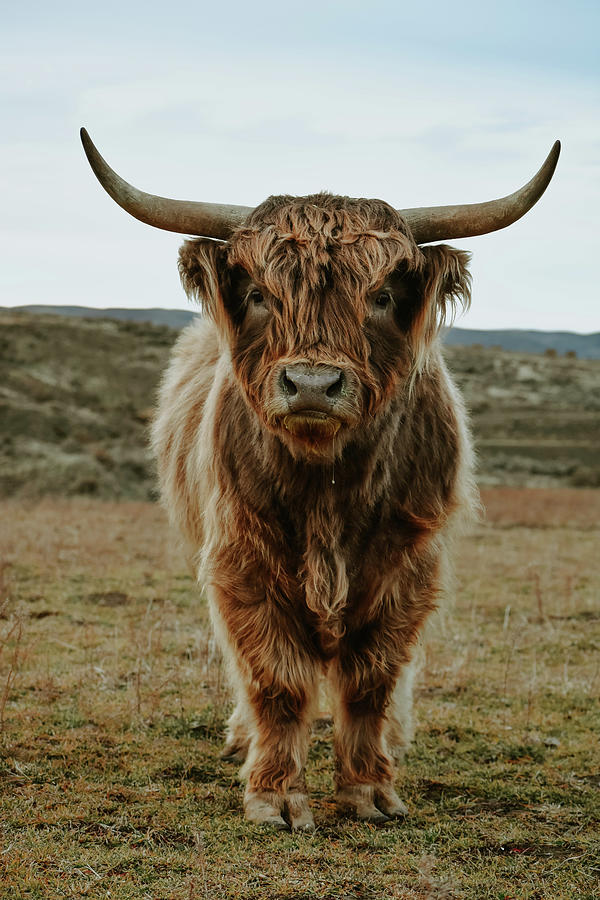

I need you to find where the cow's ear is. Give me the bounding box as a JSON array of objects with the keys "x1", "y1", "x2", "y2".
[
  {"x1": 178, "y1": 238, "x2": 234, "y2": 333},
  {"x1": 410, "y1": 245, "x2": 472, "y2": 366}
]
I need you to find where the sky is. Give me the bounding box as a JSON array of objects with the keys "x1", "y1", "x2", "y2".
[{"x1": 1, "y1": 0, "x2": 598, "y2": 332}]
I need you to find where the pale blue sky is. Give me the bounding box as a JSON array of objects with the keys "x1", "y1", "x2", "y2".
[{"x1": 1, "y1": 0, "x2": 598, "y2": 331}]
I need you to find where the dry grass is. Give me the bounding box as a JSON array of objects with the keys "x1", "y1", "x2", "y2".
[
  {"x1": 0, "y1": 490, "x2": 598, "y2": 899},
  {"x1": 480, "y1": 486, "x2": 600, "y2": 530}
]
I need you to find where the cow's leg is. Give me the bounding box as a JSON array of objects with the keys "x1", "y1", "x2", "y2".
[
  {"x1": 241, "y1": 667, "x2": 318, "y2": 831},
  {"x1": 209, "y1": 587, "x2": 318, "y2": 831},
  {"x1": 220, "y1": 701, "x2": 251, "y2": 763},
  {"x1": 211, "y1": 613, "x2": 253, "y2": 762},
  {"x1": 331, "y1": 659, "x2": 408, "y2": 823},
  {"x1": 385, "y1": 655, "x2": 418, "y2": 762},
  {"x1": 333, "y1": 558, "x2": 438, "y2": 821}
]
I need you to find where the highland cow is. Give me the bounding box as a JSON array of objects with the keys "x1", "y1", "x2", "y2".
[{"x1": 81, "y1": 130, "x2": 559, "y2": 831}]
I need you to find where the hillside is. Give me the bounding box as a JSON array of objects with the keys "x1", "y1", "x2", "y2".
[
  {"x1": 1, "y1": 309, "x2": 598, "y2": 498},
  {"x1": 446, "y1": 327, "x2": 600, "y2": 359},
  {"x1": 4, "y1": 304, "x2": 196, "y2": 330},
  {"x1": 3, "y1": 305, "x2": 600, "y2": 358},
  {"x1": 0, "y1": 311, "x2": 173, "y2": 499},
  {"x1": 448, "y1": 345, "x2": 600, "y2": 488}
]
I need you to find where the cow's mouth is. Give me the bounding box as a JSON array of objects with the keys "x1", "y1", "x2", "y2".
[{"x1": 283, "y1": 411, "x2": 341, "y2": 442}]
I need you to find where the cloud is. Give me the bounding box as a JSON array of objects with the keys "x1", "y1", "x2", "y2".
[{"x1": 1, "y1": 1, "x2": 598, "y2": 330}]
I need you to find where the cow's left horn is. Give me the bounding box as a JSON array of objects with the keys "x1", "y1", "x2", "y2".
[
  {"x1": 399, "y1": 141, "x2": 560, "y2": 244},
  {"x1": 80, "y1": 128, "x2": 253, "y2": 240}
]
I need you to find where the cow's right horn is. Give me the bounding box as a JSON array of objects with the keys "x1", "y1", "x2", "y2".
[
  {"x1": 399, "y1": 141, "x2": 561, "y2": 244},
  {"x1": 80, "y1": 128, "x2": 254, "y2": 240}
]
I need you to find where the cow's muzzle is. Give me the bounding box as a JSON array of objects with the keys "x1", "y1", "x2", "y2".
[{"x1": 280, "y1": 364, "x2": 345, "y2": 415}]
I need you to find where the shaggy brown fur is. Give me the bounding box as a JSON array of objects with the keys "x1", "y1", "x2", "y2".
[{"x1": 152, "y1": 192, "x2": 477, "y2": 830}]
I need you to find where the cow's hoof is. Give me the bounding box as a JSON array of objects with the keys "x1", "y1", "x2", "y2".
[
  {"x1": 336, "y1": 783, "x2": 407, "y2": 823},
  {"x1": 245, "y1": 791, "x2": 287, "y2": 829},
  {"x1": 220, "y1": 737, "x2": 249, "y2": 763},
  {"x1": 286, "y1": 791, "x2": 316, "y2": 832},
  {"x1": 261, "y1": 817, "x2": 289, "y2": 830},
  {"x1": 244, "y1": 789, "x2": 315, "y2": 832},
  {"x1": 375, "y1": 783, "x2": 409, "y2": 818},
  {"x1": 220, "y1": 746, "x2": 248, "y2": 764}
]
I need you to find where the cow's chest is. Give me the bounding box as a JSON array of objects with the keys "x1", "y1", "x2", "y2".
[{"x1": 288, "y1": 491, "x2": 439, "y2": 631}]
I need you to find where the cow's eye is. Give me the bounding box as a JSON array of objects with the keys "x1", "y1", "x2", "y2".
[
  {"x1": 247, "y1": 289, "x2": 264, "y2": 305},
  {"x1": 375, "y1": 291, "x2": 393, "y2": 310}
]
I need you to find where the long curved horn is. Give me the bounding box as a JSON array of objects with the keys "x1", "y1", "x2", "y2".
[
  {"x1": 399, "y1": 141, "x2": 560, "y2": 244},
  {"x1": 80, "y1": 128, "x2": 253, "y2": 240}
]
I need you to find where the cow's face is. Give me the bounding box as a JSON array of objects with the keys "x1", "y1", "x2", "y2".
[{"x1": 179, "y1": 194, "x2": 471, "y2": 459}]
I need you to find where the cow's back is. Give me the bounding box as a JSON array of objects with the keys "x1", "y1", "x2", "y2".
[{"x1": 152, "y1": 316, "x2": 223, "y2": 556}]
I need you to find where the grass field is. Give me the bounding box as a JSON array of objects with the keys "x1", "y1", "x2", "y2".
[{"x1": 0, "y1": 489, "x2": 598, "y2": 899}]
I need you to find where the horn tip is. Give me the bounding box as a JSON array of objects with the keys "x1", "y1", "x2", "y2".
[
  {"x1": 80, "y1": 127, "x2": 94, "y2": 159},
  {"x1": 544, "y1": 140, "x2": 561, "y2": 182}
]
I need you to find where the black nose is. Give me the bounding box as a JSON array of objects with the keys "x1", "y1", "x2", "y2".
[{"x1": 281, "y1": 364, "x2": 345, "y2": 413}]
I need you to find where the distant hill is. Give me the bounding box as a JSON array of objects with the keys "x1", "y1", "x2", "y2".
[
  {"x1": 446, "y1": 328, "x2": 600, "y2": 359},
  {"x1": 3, "y1": 305, "x2": 599, "y2": 359},
  {"x1": 1, "y1": 308, "x2": 599, "y2": 498},
  {"x1": 4, "y1": 305, "x2": 196, "y2": 329}
]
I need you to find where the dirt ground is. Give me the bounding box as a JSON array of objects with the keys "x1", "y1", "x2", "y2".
[{"x1": 0, "y1": 489, "x2": 599, "y2": 898}]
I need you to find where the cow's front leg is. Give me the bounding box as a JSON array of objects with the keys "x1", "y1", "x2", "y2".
[
  {"x1": 242, "y1": 681, "x2": 316, "y2": 831},
  {"x1": 210, "y1": 586, "x2": 318, "y2": 831},
  {"x1": 332, "y1": 652, "x2": 408, "y2": 823}
]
